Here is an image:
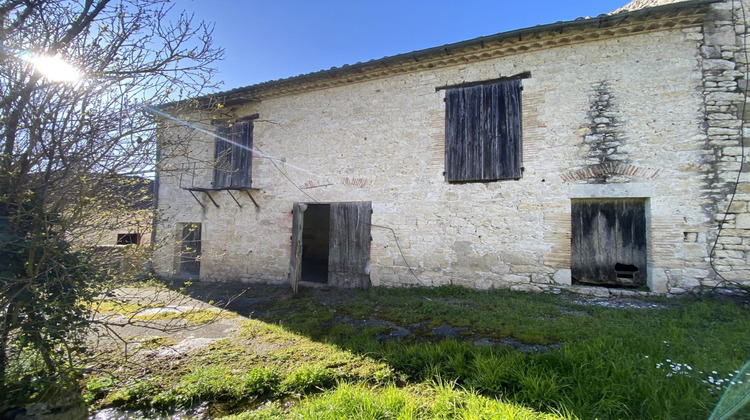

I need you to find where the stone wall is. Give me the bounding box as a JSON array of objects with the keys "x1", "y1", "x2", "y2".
[
  {"x1": 699, "y1": 0, "x2": 750, "y2": 291},
  {"x1": 153, "y1": 0, "x2": 750, "y2": 294}
]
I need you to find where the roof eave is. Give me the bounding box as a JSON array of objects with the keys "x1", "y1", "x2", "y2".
[{"x1": 186, "y1": 0, "x2": 720, "y2": 107}]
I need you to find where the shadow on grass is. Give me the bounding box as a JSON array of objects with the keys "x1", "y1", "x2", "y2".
[{"x1": 167, "y1": 279, "x2": 750, "y2": 420}]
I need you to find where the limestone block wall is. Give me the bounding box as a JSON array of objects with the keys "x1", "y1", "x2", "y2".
[
  {"x1": 153, "y1": 0, "x2": 750, "y2": 294},
  {"x1": 700, "y1": 0, "x2": 750, "y2": 290}
]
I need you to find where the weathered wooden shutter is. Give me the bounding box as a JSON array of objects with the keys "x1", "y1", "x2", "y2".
[
  {"x1": 213, "y1": 121, "x2": 253, "y2": 188},
  {"x1": 493, "y1": 80, "x2": 522, "y2": 179},
  {"x1": 179, "y1": 223, "x2": 201, "y2": 276},
  {"x1": 231, "y1": 120, "x2": 253, "y2": 188},
  {"x1": 288, "y1": 203, "x2": 307, "y2": 293},
  {"x1": 571, "y1": 199, "x2": 647, "y2": 287},
  {"x1": 213, "y1": 125, "x2": 232, "y2": 188},
  {"x1": 328, "y1": 202, "x2": 371, "y2": 288},
  {"x1": 445, "y1": 79, "x2": 522, "y2": 182}
]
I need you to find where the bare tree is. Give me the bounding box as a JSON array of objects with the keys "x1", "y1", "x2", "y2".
[{"x1": 0, "y1": 0, "x2": 222, "y2": 408}]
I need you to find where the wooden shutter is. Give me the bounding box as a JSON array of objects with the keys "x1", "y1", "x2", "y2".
[
  {"x1": 445, "y1": 79, "x2": 522, "y2": 182},
  {"x1": 571, "y1": 199, "x2": 646, "y2": 287},
  {"x1": 179, "y1": 223, "x2": 201, "y2": 276},
  {"x1": 231, "y1": 120, "x2": 253, "y2": 188},
  {"x1": 288, "y1": 203, "x2": 307, "y2": 293},
  {"x1": 213, "y1": 121, "x2": 253, "y2": 189},
  {"x1": 213, "y1": 125, "x2": 232, "y2": 188},
  {"x1": 328, "y1": 202, "x2": 371, "y2": 288},
  {"x1": 493, "y1": 80, "x2": 522, "y2": 180}
]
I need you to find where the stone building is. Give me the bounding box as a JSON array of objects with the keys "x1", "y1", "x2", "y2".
[
  {"x1": 69, "y1": 175, "x2": 153, "y2": 249},
  {"x1": 153, "y1": 0, "x2": 750, "y2": 296}
]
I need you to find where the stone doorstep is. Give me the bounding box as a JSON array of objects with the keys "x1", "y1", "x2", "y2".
[{"x1": 541, "y1": 283, "x2": 659, "y2": 299}]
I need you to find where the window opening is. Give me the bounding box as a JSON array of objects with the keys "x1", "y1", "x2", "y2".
[
  {"x1": 179, "y1": 223, "x2": 201, "y2": 276},
  {"x1": 178, "y1": 116, "x2": 260, "y2": 209},
  {"x1": 117, "y1": 233, "x2": 140, "y2": 246}
]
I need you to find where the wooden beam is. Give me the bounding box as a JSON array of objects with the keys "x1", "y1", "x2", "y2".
[{"x1": 435, "y1": 71, "x2": 531, "y2": 92}]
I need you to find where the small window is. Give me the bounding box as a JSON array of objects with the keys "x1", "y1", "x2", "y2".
[
  {"x1": 117, "y1": 233, "x2": 140, "y2": 245},
  {"x1": 214, "y1": 120, "x2": 253, "y2": 188},
  {"x1": 444, "y1": 79, "x2": 522, "y2": 182}
]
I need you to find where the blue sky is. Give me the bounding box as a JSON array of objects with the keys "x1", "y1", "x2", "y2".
[{"x1": 177, "y1": 0, "x2": 630, "y2": 90}]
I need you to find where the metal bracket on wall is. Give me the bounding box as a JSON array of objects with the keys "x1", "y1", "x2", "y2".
[
  {"x1": 184, "y1": 187, "x2": 220, "y2": 208},
  {"x1": 243, "y1": 189, "x2": 260, "y2": 208},
  {"x1": 226, "y1": 189, "x2": 242, "y2": 208},
  {"x1": 182, "y1": 187, "x2": 259, "y2": 209},
  {"x1": 187, "y1": 190, "x2": 205, "y2": 209}
]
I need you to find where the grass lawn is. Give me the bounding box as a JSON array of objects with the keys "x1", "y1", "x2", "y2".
[{"x1": 84, "y1": 284, "x2": 750, "y2": 419}]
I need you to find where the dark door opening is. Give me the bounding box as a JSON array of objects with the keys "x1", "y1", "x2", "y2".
[
  {"x1": 179, "y1": 223, "x2": 201, "y2": 276},
  {"x1": 301, "y1": 204, "x2": 330, "y2": 283},
  {"x1": 289, "y1": 202, "x2": 372, "y2": 291}
]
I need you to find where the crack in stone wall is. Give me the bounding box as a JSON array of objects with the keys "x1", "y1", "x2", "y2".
[{"x1": 581, "y1": 81, "x2": 632, "y2": 183}]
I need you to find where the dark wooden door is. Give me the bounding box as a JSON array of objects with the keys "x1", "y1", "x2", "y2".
[
  {"x1": 571, "y1": 199, "x2": 646, "y2": 287},
  {"x1": 179, "y1": 223, "x2": 201, "y2": 276},
  {"x1": 328, "y1": 202, "x2": 372, "y2": 288}
]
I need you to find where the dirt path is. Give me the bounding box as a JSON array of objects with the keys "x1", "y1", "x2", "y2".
[{"x1": 90, "y1": 286, "x2": 250, "y2": 355}]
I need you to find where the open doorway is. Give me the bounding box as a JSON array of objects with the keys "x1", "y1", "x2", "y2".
[
  {"x1": 301, "y1": 204, "x2": 330, "y2": 283},
  {"x1": 289, "y1": 202, "x2": 372, "y2": 291}
]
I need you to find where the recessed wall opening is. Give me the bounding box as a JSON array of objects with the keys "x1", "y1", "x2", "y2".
[
  {"x1": 301, "y1": 204, "x2": 331, "y2": 283},
  {"x1": 614, "y1": 263, "x2": 639, "y2": 280},
  {"x1": 117, "y1": 233, "x2": 140, "y2": 246},
  {"x1": 571, "y1": 198, "x2": 647, "y2": 288},
  {"x1": 179, "y1": 223, "x2": 201, "y2": 276},
  {"x1": 289, "y1": 201, "x2": 372, "y2": 291}
]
